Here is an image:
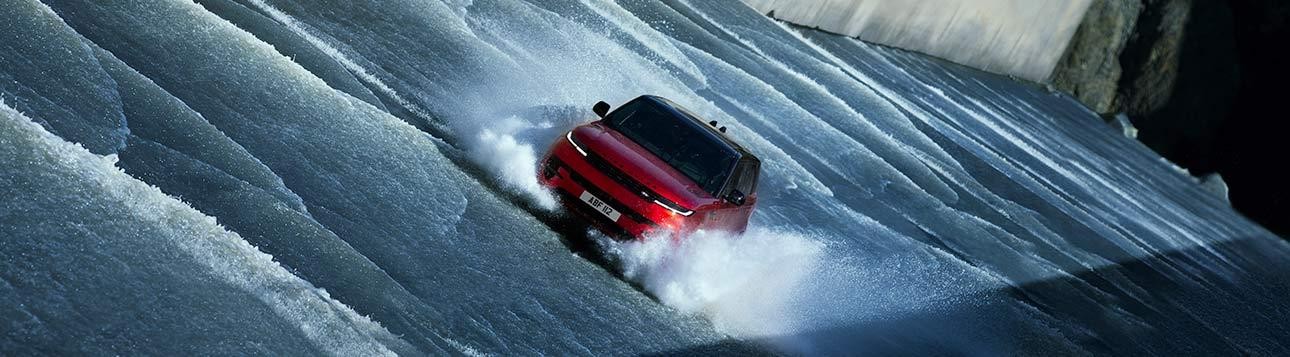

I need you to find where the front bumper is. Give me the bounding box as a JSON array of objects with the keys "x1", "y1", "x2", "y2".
[{"x1": 538, "y1": 141, "x2": 682, "y2": 239}]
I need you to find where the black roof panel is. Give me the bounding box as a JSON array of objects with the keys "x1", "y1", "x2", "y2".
[{"x1": 637, "y1": 95, "x2": 758, "y2": 163}]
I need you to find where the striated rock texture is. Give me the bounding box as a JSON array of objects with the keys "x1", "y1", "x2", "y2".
[
  {"x1": 1049, "y1": 0, "x2": 1241, "y2": 173},
  {"x1": 1117, "y1": 0, "x2": 1193, "y2": 115},
  {"x1": 1050, "y1": 0, "x2": 1206, "y2": 117},
  {"x1": 1049, "y1": 0, "x2": 1142, "y2": 114},
  {"x1": 1053, "y1": 0, "x2": 1239, "y2": 114},
  {"x1": 1130, "y1": 0, "x2": 1237, "y2": 172},
  {"x1": 1051, "y1": 0, "x2": 1237, "y2": 170}
]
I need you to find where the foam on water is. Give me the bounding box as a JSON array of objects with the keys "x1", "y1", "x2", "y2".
[{"x1": 609, "y1": 228, "x2": 824, "y2": 338}]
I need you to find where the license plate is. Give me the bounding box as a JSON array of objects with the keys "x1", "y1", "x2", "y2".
[{"x1": 579, "y1": 191, "x2": 621, "y2": 222}]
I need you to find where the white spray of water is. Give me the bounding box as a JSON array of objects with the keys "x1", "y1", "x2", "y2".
[
  {"x1": 610, "y1": 227, "x2": 825, "y2": 338},
  {"x1": 468, "y1": 116, "x2": 559, "y2": 211}
]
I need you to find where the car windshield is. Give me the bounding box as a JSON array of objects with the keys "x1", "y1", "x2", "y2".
[{"x1": 604, "y1": 99, "x2": 737, "y2": 196}]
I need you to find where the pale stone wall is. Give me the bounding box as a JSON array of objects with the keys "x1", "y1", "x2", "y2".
[{"x1": 744, "y1": 0, "x2": 1093, "y2": 82}]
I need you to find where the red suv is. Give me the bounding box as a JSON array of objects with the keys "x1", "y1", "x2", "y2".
[{"x1": 539, "y1": 95, "x2": 761, "y2": 239}]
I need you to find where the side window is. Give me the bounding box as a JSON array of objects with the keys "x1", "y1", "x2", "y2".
[
  {"x1": 726, "y1": 160, "x2": 758, "y2": 196},
  {"x1": 736, "y1": 161, "x2": 759, "y2": 195},
  {"x1": 723, "y1": 162, "x2": 745, "y2": 197}
]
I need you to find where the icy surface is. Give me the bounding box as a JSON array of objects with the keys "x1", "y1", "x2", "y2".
[
  {"x1": 0, "y1": 102, "x2": 406, "y2": 355},
  {"x1": 2, "y1": 0, "x2": 1288, "y2": 355}
]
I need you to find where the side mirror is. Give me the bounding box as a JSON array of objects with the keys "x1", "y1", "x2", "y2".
[
  {"x1": 593, "y1": 101, "x2": 610, "y2": 118},
  {"x1": 725, "y1": 189, "x2": 746, "y2": 206}
]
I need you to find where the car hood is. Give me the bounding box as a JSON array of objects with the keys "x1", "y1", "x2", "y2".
[{"x1": 572, "y1": 122, "x2": 716, "y2": 210}]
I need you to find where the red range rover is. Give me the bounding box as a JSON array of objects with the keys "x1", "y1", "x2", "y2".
[{"x1": 538, "y1": 95, "x2": 761, "y2": 240}]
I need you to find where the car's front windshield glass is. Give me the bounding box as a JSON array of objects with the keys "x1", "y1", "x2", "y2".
[{"x1": 604, "y1": 99, "x2": 737, "y2": 196}]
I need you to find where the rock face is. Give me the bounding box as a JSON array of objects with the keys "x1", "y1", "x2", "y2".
[
  {"x1": 1051, "y1": 0, "x2": 1290, "y2": 238},
  {"x1": 1050, "y1": 0, "x2": 1199, "y2": 117},
  {"x1": 1049, "y1": 0, "x2": 1143, "y2": 114},
  {"x1": 1130, "y1": 0, "x2": 1237, "y2": 172},
  {"x1": 1050, "y1": 0, "x2": 1240, "y2": 172},
  {"x1": 1051, "y1": 0, "x2": 1238, "y2": 169},
  {"x1": 1117, "y1": 0, "x2": 1192, "y2": 115}
]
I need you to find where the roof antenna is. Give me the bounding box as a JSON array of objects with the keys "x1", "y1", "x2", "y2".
[
  {"x1": 719, "y1": 126, "x2": 727, "y2": 133},
  {"x1": 709, "y1": 120, "x2": 718, "y2": 127}
]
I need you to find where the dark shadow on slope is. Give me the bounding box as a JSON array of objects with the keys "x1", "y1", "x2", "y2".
[
  {"x1": 659, "y1": 236, "x2": 1290, "y2": 356},
  {"x1": 642, "y1": 338, "x2": 779, "y2": 356}
]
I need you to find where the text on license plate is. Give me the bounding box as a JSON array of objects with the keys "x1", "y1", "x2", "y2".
[{"x1": 579, "y1": 191, "x2": 621, "y2": 222}]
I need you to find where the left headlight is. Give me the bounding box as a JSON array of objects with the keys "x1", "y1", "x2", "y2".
[{"x1": 566, "y1": 131, "x2": 588, "y2": 156}]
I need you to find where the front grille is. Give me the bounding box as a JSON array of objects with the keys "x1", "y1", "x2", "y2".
[
  {"x1": 548, "y1": 156, "x2": 656, "y2": 227},
  {"x1": 580, "y1": 149, "x2": 688, "y2": 212}
]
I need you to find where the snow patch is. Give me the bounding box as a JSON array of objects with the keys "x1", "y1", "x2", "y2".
[
  {"x1": 1112, "y1": 113, "x2": 1138, "y2": 139},
  {"x1": 1200, "y1": 173, "x2": 1230, "y2": 204}
]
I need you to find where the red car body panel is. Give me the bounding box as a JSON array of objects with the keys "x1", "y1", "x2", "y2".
[
  {"x1": 538, "y1": 96, "x2": 759, "y2": 240},
  {"x1": 576, "y1": 123, "x2": 712, "y2": 209}
]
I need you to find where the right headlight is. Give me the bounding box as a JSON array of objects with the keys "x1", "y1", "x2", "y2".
[{"x1": 652, "y1": 199, "x2": 694, "y2": 216}]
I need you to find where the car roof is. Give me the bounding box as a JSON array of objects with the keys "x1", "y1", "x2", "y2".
[{"x1": 636, "y1": 95, "x2": 760, "y2": 165}]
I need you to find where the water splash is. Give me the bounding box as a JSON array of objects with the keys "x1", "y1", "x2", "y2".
[
  {"x1": 609, "y1": 227, "x2": 825, "y2": 338},
  {"x1": 469, "y1": 116, "x2": 559, "y2": 211}
]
